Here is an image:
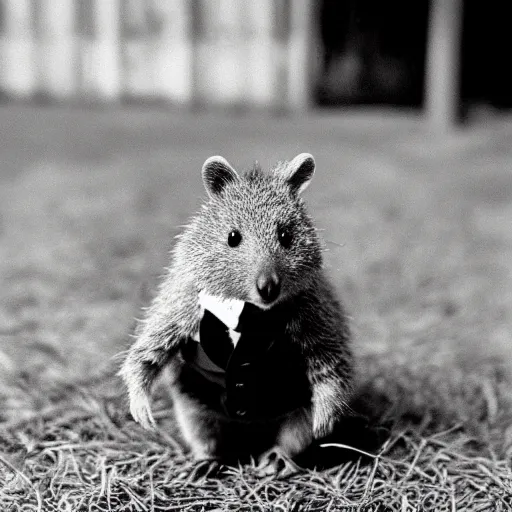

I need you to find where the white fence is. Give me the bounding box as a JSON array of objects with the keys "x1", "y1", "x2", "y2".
[
  {"x1": 0, "y1": 0, "x2": 464, "y2": 130},
  {"x1": 0, "y1": 0, "x2": 314, "y2": 110}
]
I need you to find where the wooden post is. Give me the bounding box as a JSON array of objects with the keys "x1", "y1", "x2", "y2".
[
  {"x1": 424, "y1": 0, "x2": 463, "y2": 131},
  {"x1": 0, "y1": 0, "x2": 36, "y2": 99},
  {"x1": 36, "y1": 0, "x2": 76, "y2": 100},
  {"x1": 287, "y1": 0, "x2": 315, "y2": 111}
]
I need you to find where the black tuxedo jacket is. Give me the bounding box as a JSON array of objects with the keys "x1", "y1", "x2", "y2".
[{"x1": 181, "y1": 301, "x2": 312, "y2": 421}]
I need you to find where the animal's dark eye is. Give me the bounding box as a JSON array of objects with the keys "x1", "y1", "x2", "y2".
[
  {"x1": 278, "y1": 228, "x2": 293, "y2": 248},
  {"x1": 228, "y1": 230, "x2": 242, "y2": 247}
]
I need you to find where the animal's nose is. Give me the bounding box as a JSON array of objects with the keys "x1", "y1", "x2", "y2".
[{"x1": 256, "y1": 272, "x2": 281, "y2": 303}]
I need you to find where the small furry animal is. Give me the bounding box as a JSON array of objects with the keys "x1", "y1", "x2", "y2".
[{"x1": 119, "y1": 153, "x2": 353, "y2": 473}]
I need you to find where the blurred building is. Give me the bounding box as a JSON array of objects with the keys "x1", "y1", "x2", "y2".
[
  {"x1": 0, "y1": 1, "x2": 510, "y2": 126},
  {"x1": 318, "y1": 0, "x2": 512, "y2": 113},
  {"x1": 0, "y1": 0, "x2": 306, "y2": 108}
]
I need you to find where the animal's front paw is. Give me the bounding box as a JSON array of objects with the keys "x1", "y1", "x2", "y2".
[
  {"x1": 256, "y1": 447, "x2": 301, "y2": 478},
  {"x1": 128, "y1": 392, "x2": 156, "y2": 430}
]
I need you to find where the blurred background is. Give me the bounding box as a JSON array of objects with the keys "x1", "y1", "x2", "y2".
[
  {"x1": 0, "y1": 0, "x2": 510, "y2": 126},
  {"x1": 1, "y1": 4, "x2": 512, "y2": 505},
  {"x1": 1, "y1": 0, "x2": 512, "y2": 418}
]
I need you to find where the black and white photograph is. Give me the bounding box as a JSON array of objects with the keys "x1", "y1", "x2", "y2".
[{"x1": 0, "y1": 1, "x2": 511, "y2": 510}]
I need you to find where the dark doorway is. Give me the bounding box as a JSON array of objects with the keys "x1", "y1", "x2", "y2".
[
  {"x1": 315, "y1": 0, "x2": 512, "y2": 112},
  {"x1": 460, "y1": 0, "x2": 512, "y2": 111},
  {"x1": 315, "y1": 0, "x2": 429, "y2": 108}
]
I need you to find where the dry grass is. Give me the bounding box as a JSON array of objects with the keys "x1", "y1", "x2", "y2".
[{"x1": 1, "y1": 105, "x2": 512, "y2": 510}]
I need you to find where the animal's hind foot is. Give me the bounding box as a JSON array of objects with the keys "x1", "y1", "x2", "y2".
[{"x1": 256, "y1": 447, "x2": 301, "y2": 478}]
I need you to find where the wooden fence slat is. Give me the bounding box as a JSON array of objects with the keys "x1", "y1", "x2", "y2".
[
  {"x1": 119, "y1": 0, "x2": 193, "y2": 104},
  {"x1": 121, "y1": 0, "x2": 157, "y2": 98},
  {"x1": 155, "y1": 0, "x2": 194, "y2": 104},
  {"x1": 245, "y1": 0, "x2": 283, "y2": 108},
  {"x1": 0, "y1": 0, "x2": 37, "y2": 98},
  {"x1": 286, "y1": 0, "x2": 315, "y2": 111},
  {"x1": 36, "y1": 0, "x2": 76, "y2": 99},
  {"x1": 79, "y1": 0, "x2": 121, "y2": 101},
  {"x1": 196, "y1": 0, "x2": 246, "y2": 106}
]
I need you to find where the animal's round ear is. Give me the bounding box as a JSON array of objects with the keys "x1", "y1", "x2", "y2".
[
  {"x1": 201, "y1": 156, "x2": 239, "y2": 198},
  {"x1": 282, "y1": 153, "x2": 315, "y2": 196}
]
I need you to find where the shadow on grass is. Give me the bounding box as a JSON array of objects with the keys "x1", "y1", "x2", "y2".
[{"x1": 294, "y1": 387, "x2": 393, "y2": 471}]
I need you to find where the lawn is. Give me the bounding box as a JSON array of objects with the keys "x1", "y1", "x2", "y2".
[{"x1": 0, "y1": 104, "x2": 511, "y2": 510}]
